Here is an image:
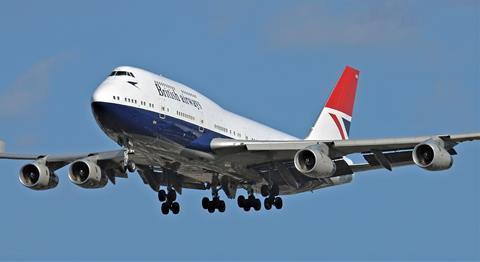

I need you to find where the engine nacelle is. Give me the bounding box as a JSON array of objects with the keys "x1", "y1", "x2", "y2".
[
  {"x1": 69, "y1": 160, "x2": 107, "y2": 189},
  {"x1": 412, "y1": 138, "x2": 453, "y2": 171},
  {"x1": 19, "y1": 162, "x2": 58, "y2": 190},
  {"x1": 294, "y1": 144, "x2": 336, "y2": 178}
]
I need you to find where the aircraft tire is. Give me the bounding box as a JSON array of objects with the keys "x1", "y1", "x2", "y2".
[
  {"x1": 218, "y1": 200, "x2": 226, "y2": 212},
  {"x1": 171, "y1": 202, "x2": 180, "y2": 214},
  {"x1": 253, "y1": 198, "x2": 261, "y2": 211},
  {"x1": 207, "y1": 202, "x2": 215, "y2": 213},
  {"x1": 127, "y1": 160, "x2": 136, "y2": 173},
  {"x1": 158, "y1": 190, "x2": 167, "y2": 202},
  {"x1": 202, "y1": 197, "x2": 209, "y2": 209},
  {"x1": 260, "y1": 185, "x2": 269, "y2": 197},
  {"x1": 274, "y1": 197, "x2": 283, "y2": 209},
  {"x1": 161, "y1": 202, "x2": 170, "y2": 215},
  {"x1": 271, "y1": 184, "x2": 279, "y2": 196},
  {"x1": 167, "y1": 190, "x2": 177, "y2": 202},
  {"x1": 237, "y1": 195, "x2": 245, "y2": 208},
  {"x1": 264, "y1": 198, "x2": 272, "y2": 210}
]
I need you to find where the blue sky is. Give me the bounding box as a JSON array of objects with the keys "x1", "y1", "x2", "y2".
[{"x1": 0, "y1": 0, "x2": 479, "y2": 260}]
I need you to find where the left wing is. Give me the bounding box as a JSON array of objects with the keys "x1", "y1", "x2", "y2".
[{"x1": 0, "y1": 141, "x2": 130, "y2": 189}]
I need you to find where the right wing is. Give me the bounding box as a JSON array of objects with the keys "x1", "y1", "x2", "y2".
[{"x1": 210, "y1": 132, "x2": 480, "y2": 193}]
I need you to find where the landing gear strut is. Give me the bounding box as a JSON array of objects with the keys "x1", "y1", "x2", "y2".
[
  {"x1": 237, "y1": 188, "x2": 261, "y2": 212},
  {"x1": 122, "y1": 144, "x2": 136, "y2": 173},
  {"x1": 158, "y1": 187, "x2": 180, "y2": 215},
  {"x1": 202, "y1": 180, "x2": 226, "y2": 213},
  {"x1": 261, "y1": 184, "x2": 283, "y2": 210}
]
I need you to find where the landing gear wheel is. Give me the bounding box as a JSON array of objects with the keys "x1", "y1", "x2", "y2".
[
  {"x1": 243, "y1": 205, "x2": 251, "y2": 212},
  {"x1": 237, "y1": 195, "x2": 245, "y2": 208},
  {"x1": 171, "y1": 202, "x2": 180, "y2": 214},
  {"x1": 274, "y1": 197, "x2": 283, "y2": 209},
  {"x1": 202, "y1": 197, "x2": 209, "y2": 209},
  {"x1": 127, "y1": 160, "x2": 136, "y2": 173},
  {"x1": 260, "y1": 185, "x2": 270, "y2": 197},
  {"x1": 218, "y1": 200, "x2": 226, "y2": 213},
  {"x1": 207, "y1": 202, "x2": 215, "y2": 213},
  {"x1": 253, "y1": 198, "x2": 261, "y2": 211},
  {"x1": 167, "y1": 190, "x2": 177, "y2": 202},
  {"x1": 158, "y1": 190, "x2": 167, "y2": 202},
  {"x1": 271, "y1": 184, "x2": 279, "y2": 196},
  {"x1": 264, "y1": 198, "x2": 272, "y2": 210},
  {"x1": 161, "y1": 202, "x2": 170, "y2": 215}
]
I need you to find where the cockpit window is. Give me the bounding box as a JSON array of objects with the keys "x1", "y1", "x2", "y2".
[{"x1": 109, "y1": 71, "x2": 135, "y2": 77}]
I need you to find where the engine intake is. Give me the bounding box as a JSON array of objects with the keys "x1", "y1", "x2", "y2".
[
  {"x1": 69, "y1": 160, "x2": 107, "y2": 189},
  {"x1": 19, "y1": 163, "x2": 58, "y2": 190},
  {"x1": 294, "y1": 144, "x2": 336, "y2": 178},
  {"x1": 412, "y1": 138, "x2": 453, "y2": 171}
]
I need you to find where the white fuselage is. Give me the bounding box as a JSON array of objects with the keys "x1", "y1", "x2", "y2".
[{"x1": 92, "y1": 66, "x2": 297, "y2": 145}]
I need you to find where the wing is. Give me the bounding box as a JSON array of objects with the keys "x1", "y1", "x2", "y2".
[
  {"x1": 210, "y1": 133, "x2": 480, "y2": 193},
  {"x1": 0, "y1": 140, "x2": 130, "y2": 185}
]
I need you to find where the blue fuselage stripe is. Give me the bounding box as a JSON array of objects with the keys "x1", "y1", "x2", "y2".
[{"x1": 91, "y1": 102, "x2": 228, "y2": 152}]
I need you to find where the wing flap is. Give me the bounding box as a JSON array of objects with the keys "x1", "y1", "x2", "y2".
[{"x1": 363, "y1": 151, "x2": 413, "y2": 169}]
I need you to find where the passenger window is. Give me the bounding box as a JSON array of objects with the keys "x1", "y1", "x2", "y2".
[
  {"x1": 199, "y1": 126, "x2": 204, "y2": 133},
  {"x1": 159, "y1": 113, "x2": 165, "y2": 119}
]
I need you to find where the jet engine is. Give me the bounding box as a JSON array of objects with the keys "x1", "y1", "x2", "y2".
[
  {"x1": 412, "y1": 138, "x2": 453, "y2": 171},
  {"x1": 19, "y1": 162, "x2": 58, "y2": 190},
  {"x1": 68, "y1": 159, "x2": 107, "y2": 189},
  {"x1": 294, "y1": 144, "x2": 336, "y2": 178}
]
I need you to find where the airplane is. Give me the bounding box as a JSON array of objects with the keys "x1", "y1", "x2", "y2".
[{"x1": 1, "y1": 65, "x2": 479, "y2": 215}]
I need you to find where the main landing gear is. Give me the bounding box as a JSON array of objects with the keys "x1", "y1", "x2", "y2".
[
  {"x1": 158, "y1": 187, "x2": 180, "y2": 215},
  {"x1": 201, "y1": 182, "x2": 226, "y2": 213},
  {"x1": 260, "y1": 184, "x2": 283, "y2": 210},
  {"x1": 237, "y1": 188, "x2": 261, "y2": 212}
]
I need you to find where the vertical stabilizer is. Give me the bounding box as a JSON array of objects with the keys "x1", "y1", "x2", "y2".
[
  {"x1": 306, "y1": 66, "x2": 359, "y2": 140},
  {"x1": 0, "y1": 140, "x2": 5, "y2": 153}
]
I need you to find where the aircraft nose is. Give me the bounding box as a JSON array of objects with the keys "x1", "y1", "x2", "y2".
[{"x1": 92, "y1": 83, "x2": 114, "y2": 103}]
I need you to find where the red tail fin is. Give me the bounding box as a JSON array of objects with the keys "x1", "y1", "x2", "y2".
[
  {"x1": 306, "y1": 66, "x2": 360, "y2": 140},
  {"x1": 324, "y1": 66, "x2": 359, "y2": 117}
]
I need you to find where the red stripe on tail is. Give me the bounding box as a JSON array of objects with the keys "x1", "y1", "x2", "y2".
[{"x1": 329, "y1": 113, "x2": 346, "y2": 140}]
